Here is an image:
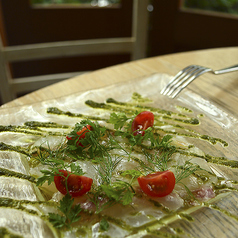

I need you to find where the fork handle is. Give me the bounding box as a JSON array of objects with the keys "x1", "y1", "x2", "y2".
[{"x1": 214, "y1": 64, "x2": 238, "y2": 74}]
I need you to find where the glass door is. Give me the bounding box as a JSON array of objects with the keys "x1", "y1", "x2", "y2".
[
  {"x1": 183, "y1": 0, "x2": 238, "y2": 15},
  {"x1": 31, "y1": 0, "x2": 120, "y2": 7},
  {"x1": 148, "y1": 0, "x2": 238, "y2": 56},
  {"x1": 0, "y1": 0, "x2": 132, "y2": 77}
]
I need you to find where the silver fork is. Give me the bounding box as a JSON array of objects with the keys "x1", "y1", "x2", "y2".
[{"x1": 160, "y1": 64, "x2": 238, "y2": 98}]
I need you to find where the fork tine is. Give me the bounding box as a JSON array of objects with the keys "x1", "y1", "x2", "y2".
[
  {"x1": 161, "y1": 65, "x2": 196, "y2": 95},
  {"x1": 161, "y1": 63, "x2": 238, "y2": 98},
  {"x1": 166, "y1": 66, "x2": 204, "y2": 97},
  {"x1": 170, "y1": 67, "x2": 211, "y2": 98}
]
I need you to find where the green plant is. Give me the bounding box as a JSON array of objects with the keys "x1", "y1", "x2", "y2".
[{"x1": 184, "y1": 0, "x2": 238, "y2": 15}]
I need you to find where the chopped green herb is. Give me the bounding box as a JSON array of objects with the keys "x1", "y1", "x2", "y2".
[
  {"x1": 109, "y1": 112, "x2": 130, "y2": 130},
  {"x1": 48, "y1": 193, "x2": 82, "y2": 229},
  {"x1": 100, "y1": 218, "x2": 110, "y2": 231}
]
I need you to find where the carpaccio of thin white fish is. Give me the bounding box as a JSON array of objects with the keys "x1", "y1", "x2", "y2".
[
  {"x1": 0, "y1": 123, "x2": 218, "y2": 238},
  {"x1": 0, "y1": 151, "x2": 28, "y2": 174},
  {"x1": 0, "y1": 98, "x2": 234, "y2": 238},
  {"x1": 0, "y1": 177, "x2": 38, "y2": 201},
  {"x1": 0, "y1": 151, "x2": 58, "y2": 237},
  {"x1": 0, "y1": 149, "x2": 39, "y2": 201},
  {"x1": 46, "y1": 132, "x2": 214, "y2": 222},
  {"x1": 0, "y1": 208, "x2": 58, "y2": 238},
  {"x1": 32, "y1": 135, "x2": 67, "y2": 149},
  {"x1": 0, "y1": 133, "x2": 39, "y2": 147}
]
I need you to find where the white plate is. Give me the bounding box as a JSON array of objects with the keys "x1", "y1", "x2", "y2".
[{"x1": 0, "y1": 73, "x2": 237, "y2": 238}]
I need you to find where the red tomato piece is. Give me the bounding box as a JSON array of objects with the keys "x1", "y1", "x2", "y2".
[
  {"x1": 137, "y1": 170, "x2": 175, "y2": 197},
  {"x1": 131, "y1": 111, "x2": 154, "y2": 136},
  {"x1": 66, "y1": 124, "x2": 92, "y2": 147},
  {"x1": 54, "y1": 170, "x2": 93, "y2": 197}
]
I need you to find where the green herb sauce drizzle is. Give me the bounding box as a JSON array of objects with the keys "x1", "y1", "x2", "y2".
[
  {"x1": 0, "y1": 167, "x2": 36, "y2": 183},
  {"x1": 0, "y1": 227, "x2": 23, "y2": 238},
  {"x1": 0, "y1": 92, "x2": 237, "y2": 238}
]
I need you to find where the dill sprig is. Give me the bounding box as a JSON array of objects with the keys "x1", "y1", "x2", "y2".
[
  {"x1": 174, "y1": 160, "x2": 206, "y2": 200},
  {"x1": 85, "y1": 137, "x2": 135, "y2": 213},
  {"x1": 175, "y1": 160, "x2": 202, "y2": 184},
  {"x1": 90, "y1": 152, "x2": 135, "y2": 213},
  {"x1": 95, "y1": 154, "x2": 122, "y2": 185},
  {"x1": 36, "y1": 141, "x2": 84, "y2": 187},
  {"x1": 141, "y1": 149, "x2": 172, "y2": 173},
  {"x1": 137, "y1": 134, "x2": 176, "y2": 174}
]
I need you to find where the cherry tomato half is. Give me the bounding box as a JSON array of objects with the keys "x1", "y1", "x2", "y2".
[
  {"x1": 131, "y1": 111, "x2": 154, "y2": 136},
  {"x1": 66, "y1": 124, "x2": 92, "y2": 147},
  {"x1": 54, "y1": 170, "x2": 93, "y2": 197},
  {"x1": 137, "y1": 170, "x2": 175, "y2": 197}
]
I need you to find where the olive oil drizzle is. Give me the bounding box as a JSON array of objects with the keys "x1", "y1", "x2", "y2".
[
  {"x1": 48, "y1": 99, "x2": 227, "y2": 147},
  {"x1": 128, "y1": 192, "x2": 238, "y2": 236},
  {"x1": 177, "y1": 149, "x2": 238, "y2": 168},
  {"x1": 0, "y1": 93, "x2": 237, "y2": 237},
  {"x1": 0, "y1": 167, "x2": 36, "y2": 183},
  {"x1": 47, "y1": 107, "x2": 108, "y2": 122},
  {"x1": 0, "y1": 142, "x2": 30, "y2": 156},
  {"x1": 24, "y1": 121, "x2": 70, "y2": 129},
  {"x1": 0, "y1": 125, "x2": 43, "y2": 136},
  {"x1": 47, "y1": 96, "x2": 238, "y2": 236},
  {"x1": 0, "y1": 122, "x2": 69, "y2": 137},
  {"x1": 1, "y1": 191, "x2": 237, "y2": 238},
  {"x1": 86, "y1": 99, "x2": 199, "y2": 125},
  {"x1": 0, "y1": 197, "x2": 41, "y2": 215},
  {"x1": 155, "y1": 128, "x2": 228, "y2": 147},
  {"x1": 95, "y1": 98, "x2": 228, "y2": 147},
  {"x1": 104, "y1": 98, "x2": 227, "y2": 146},
  {"x1": 0, "y1": 227, "x2": 23, "y2": 238},
  {"x1": 208, "y1": 203, "x2": 238, "y2": 222},
  {"x1": 106, "y1": 97, "x2": 187, "y2": 118}
]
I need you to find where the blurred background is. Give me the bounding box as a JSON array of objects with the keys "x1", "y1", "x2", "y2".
[{"x1": 0, "y1": 0, "x2": 238, "y2": 105}]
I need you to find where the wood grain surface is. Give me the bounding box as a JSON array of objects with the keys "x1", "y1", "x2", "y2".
[
  {"x1": 1, "y1": 47, "x2": 238, "y2": 238},
  {"x1": 2, "y1": 47, "x2": 238, "y2": 118}
]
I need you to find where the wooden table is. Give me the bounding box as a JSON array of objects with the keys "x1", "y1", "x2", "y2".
[
  {"x1": 1, "y1": 46, "x2": 238, "y2": 238},
  {"x1": 2, "y1": 47, "x2": 238, "y2": 118}
]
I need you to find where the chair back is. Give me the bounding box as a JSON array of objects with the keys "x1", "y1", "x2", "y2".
[{"x1": 0, "y1": 0, "x2": 149, "y2": 104}]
